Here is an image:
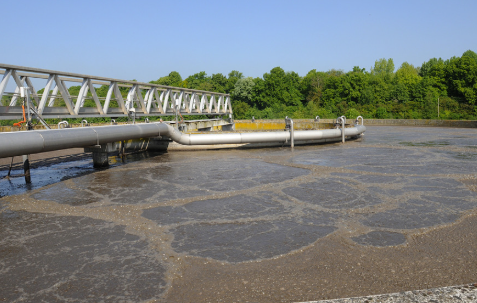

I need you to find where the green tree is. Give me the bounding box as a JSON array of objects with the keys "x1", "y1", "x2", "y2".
[
  {"x1": 395, "y1": 62, "x2": 421, "y2": 96},
  {"x1": 375, "y1": 107, "x2": 388, "y2": 119},
  {"x1": 232, "y1": 101, "x2": 251, "y2": 119},
  {"x1": 346, "y1": 108, "x2": 360, "y2": 119},
  {"x1": 371, "y1": 58, "x2": 395, "y2": 77},
  {"x1": 301, "y1": 69, "x2": 328, "y2": 106},
  {"x1": 446, "y1": 55, "x2": 477, "y2": 104},
  {"x1": 225, "y1": 70, "x2": 244, "y2": 93},
  {"x1": 150, "y1": 71, "x2": 182, "y2": 87},
  {"x1": 320, "y1": 72, "x2": 343, "y2": 113},
  {"x1": 390, "y1": 82, "x2": 410, "y2": 103},
  {"x1": 420, "y1": 58, "x2": 447, "y2": 95},
  {"x1": 341, "y1": 70, "x2": 368, "y2": 104},
  {"x1": 413, "y1": 77, "x2": 439, "y2": 118},
  {"x1": 367, "y1": 74, "x2": 390, "y2": 105},
  {"x1": 184, "y1": 71, "x2": 210, "y2": 90},
  {"x1": 232, "y1": 77, "x2": 255, "y2": 105},
  {"x1": 210, "y1": 73, "x2": 228, "y2": 93},
  {"x1": 253, "y1": 67, "x2": 303, "y2": 109},
  {"x1": 420, "y1": 58, "x2": 442, "y2": 77},
  {"x1": 462, "y1": 50, "x2": 477, "y2": 62}
]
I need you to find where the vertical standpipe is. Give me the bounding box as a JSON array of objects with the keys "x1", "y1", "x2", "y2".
[
  {"x1": 285, "y1": 117, "x2": 294, "y2": 148},
  {"x1": 290, "y1": 118, "x2": 294, "y2": 148},
  {"x1": 342, "y1": 118, "x2": 345, "y2": 143},
  {"x1": 337, "y1": 116, "x2": 345, "y2": 143}
]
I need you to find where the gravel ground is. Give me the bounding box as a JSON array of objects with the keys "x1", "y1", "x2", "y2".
[{"x1": 304, "y1": 283, "x2": 477, "y2": 303}]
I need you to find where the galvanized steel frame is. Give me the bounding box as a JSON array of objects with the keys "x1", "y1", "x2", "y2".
[{"x1": 0, "y1": 64, "x2": 232, "y2": 120}]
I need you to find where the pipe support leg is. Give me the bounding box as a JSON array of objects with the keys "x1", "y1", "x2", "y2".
[{"x1": 23, "y1": 154, "x2": 31, "y2": 183}]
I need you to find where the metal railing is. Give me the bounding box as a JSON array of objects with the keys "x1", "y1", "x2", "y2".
[{"x1": 0, "y1": 64, "x2": 232, "y2": 120}]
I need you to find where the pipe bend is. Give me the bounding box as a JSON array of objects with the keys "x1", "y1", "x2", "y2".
[
  {"x1": 344, "y1": 125, "x2": 366, "y2": 136},
  {"x1": 161, "y1": 124, "x2": 192, "y2": 145}
]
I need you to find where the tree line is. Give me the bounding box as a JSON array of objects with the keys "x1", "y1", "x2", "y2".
[
  {"x1": 153, "y1": 50, "x2": 477, "y2": 120},
  {"x1": 2, "y1": 50, "x2": 477, "y2": 123}
]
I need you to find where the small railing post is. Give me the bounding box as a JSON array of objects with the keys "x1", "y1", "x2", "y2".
[{"x1": 58, "y1": 121, "x2": 69, "y2": 129}]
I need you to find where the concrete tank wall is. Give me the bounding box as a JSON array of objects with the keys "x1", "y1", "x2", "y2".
[
  {"x1": 234, "y1": 119, "x2": 477, "y2": 129},
  {"x1": 357, "y1": 119, "x2": 477, "y2": 128}
]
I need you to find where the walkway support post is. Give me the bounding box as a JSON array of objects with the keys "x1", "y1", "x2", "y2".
[
  {"x1": 21, "y1": 87, "x2": 32, "y2": 183},
  {"x1": 22, "y1": 155, "x2": 31, "y2": 183},
  {"x1": 84, "y1": 143, "x2": 118, "y2": 168}
]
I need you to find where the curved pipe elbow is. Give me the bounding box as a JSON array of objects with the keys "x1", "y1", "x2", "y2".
[
  {"x1": 162, "y1": 124, "x2": 192, "y2": 145},
  {"x1": 344, "y1": 125, "x2": 366, "y2": 136}
]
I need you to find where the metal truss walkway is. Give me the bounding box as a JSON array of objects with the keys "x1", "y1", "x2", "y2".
[{"x1": 0, "y1": 64, "x2": 232, "y2": 120}]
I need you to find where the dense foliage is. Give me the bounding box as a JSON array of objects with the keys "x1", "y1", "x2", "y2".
[
  {"x1": 155, "y1": 50, "x2": 477, "y2": 120},
  {"x1": 2, "y1": 50, "x2": 477, "y2": 124}
]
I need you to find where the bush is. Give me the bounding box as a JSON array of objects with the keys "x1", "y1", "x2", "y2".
[
  {"x1": 346, "y1": 108, "x2": 360, "y2": 119},
  {"x1": 375, "y1": 107, "x2": 388, "y2": 119}
]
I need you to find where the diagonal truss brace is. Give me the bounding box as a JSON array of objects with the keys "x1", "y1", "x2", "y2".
[{"x1": 0, "y1": 63, "x2": 232, "y2": 120}]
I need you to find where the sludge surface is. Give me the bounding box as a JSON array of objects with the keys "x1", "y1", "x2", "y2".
[
  {"x1": 0, "y1": 126, "x2": 477, "y2": 302},
  {"x1": 143, "y1": 192, "x2": 338, "y2": 262},
  {"x1": 0, "y1": 211, "x2": 167, "y2": 302}
]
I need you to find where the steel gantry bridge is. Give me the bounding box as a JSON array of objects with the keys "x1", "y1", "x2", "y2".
[
  {"x1": 0, "y1": 63, "x2": 367, "y2": 184},
  {"x1": 0, "y1": 63, "x2": 232, "y2": 121}
]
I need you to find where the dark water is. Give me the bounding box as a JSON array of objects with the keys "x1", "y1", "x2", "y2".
[{"x1": 1, "y1": 126, "x2": 476, "y2": 302}]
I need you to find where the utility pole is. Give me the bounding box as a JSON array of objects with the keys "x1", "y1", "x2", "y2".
[{"x1": 438, "y1": 96, "x2": 440, "y2": 119}]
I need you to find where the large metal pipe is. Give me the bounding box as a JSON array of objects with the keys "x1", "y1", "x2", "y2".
[
  {"x1": 0, "y1": 124, "x2": 165, "y2": 158},
  {"x1": 167, "y1": 123, "x2": 365, "y2": 145},
  {"x1": 0, "y1": 123, "x2": 366, "y2": 159}
]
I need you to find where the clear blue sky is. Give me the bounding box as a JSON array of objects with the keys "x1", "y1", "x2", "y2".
[{"x1": 2, "y1": 0, "x2": 476, "y2": 82}]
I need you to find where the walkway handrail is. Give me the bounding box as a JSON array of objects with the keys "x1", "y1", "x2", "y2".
[{"x1": 0, "y1": 64, "x2": 232, "y2": 120}]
